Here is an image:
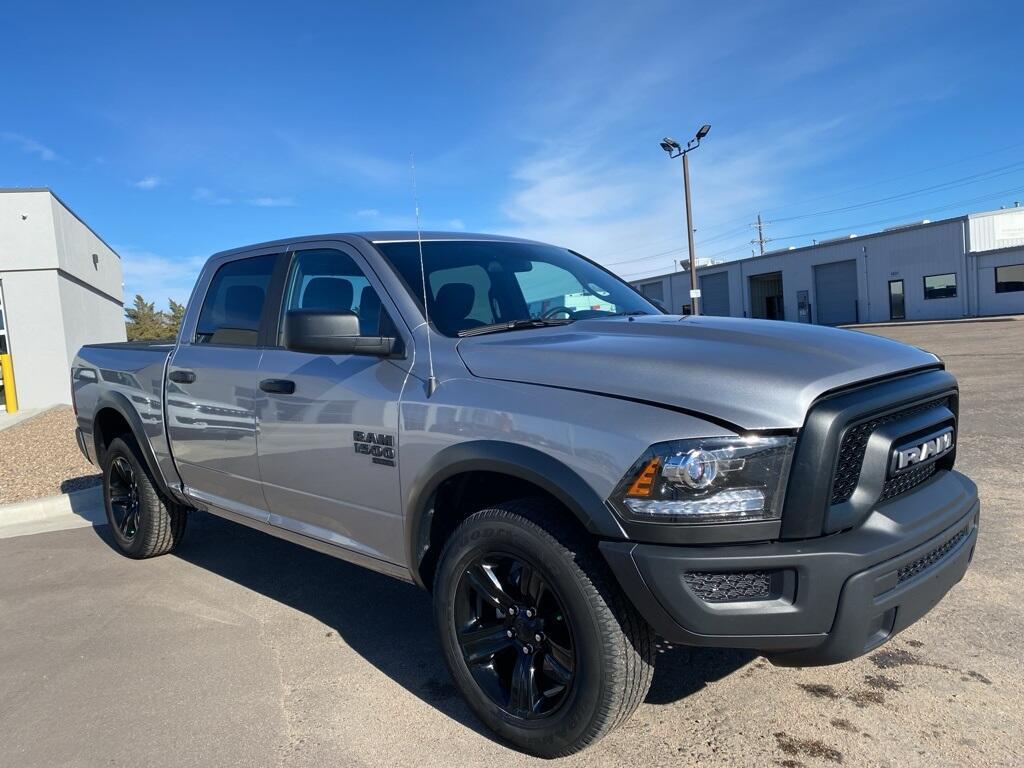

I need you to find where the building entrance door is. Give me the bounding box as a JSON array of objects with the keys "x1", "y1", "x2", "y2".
[{"x1": 889, "y1": 279, "x2": 906, "y2": 320}]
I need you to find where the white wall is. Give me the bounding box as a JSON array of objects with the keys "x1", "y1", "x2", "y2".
[
  {"x1": 974, "y1": 247, "x2": 1024, "y2": 317},
  {"x1": 969, "y1": 208, "x2": 1024, "y2": 253},
  {"x1": 633, "y1": 219, "x2": 973, "y2": 324},
  {"x1": 860, "y1": 219, "x2": 968, "y2": 322},
  {"x1": 50, "y1": 194, "x2": 122, "y2": 302},
  {"x1": 0, "y1": 189, "x2": 125, "y2": 409},
  {"x1": 0, "y1": 190, "x2": 57, "y2": 270},
  {"x1": 0, "y1": 270, "x2": 69, "y2": 408},
  {"x1": 56, "y1": 274, "x2": 126, "y2": 370}
]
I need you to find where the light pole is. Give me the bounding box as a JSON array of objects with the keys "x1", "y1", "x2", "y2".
[{"x1": 660, "y1": 124, "x2": 711, "y2": 315}]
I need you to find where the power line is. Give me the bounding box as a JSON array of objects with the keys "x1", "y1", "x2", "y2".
[
  {"x1": 616, "y1": 184, "x2": 1024, "y2": 281},
  {"x1": 600, "y1": 156, "x2": 1024, "y2": 272},
  {"x1": 766, "y1": 159, "x2": 1024, "y2": 224},
  {"x1": 592, "y1": 138, "x2": 1024, "y2": 265}
]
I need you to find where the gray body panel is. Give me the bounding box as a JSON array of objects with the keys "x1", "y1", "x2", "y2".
[
  {"x1": 256, "y1": 349, "x2": 409, "y2": 564},
  {"x1": 455, "y1": 313, "x2": 939, "y2": 430},
  {"x1": 72, "y1": 342, "x2": 181, "y2": 491},
  {"x1": 166, "y1": 344, "x2": 267, "y2": 520}
]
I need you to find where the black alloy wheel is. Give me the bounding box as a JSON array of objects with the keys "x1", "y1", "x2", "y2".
[
  {"x1": 433, "y1": 501, "x2": 655, "y2": 757},
  {"x1": 102, "y1": 436, "x2": 188, "y2": 559},
  {"x1": 108, "y1": 455, "x2": 141, "y2": 540},
  {"x1": 454, "y1": 552, "x2": 576, "y2": 720}
]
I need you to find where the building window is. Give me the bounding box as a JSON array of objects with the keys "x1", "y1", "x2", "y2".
[
  {"x1": 995, "y1": 264, "x2": 1024, "y2": 293},
  {"x1": 922, "y1": 273, "x2": 957, "y2": 300}
]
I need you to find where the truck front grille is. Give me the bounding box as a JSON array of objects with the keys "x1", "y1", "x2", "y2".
[
  {"x1": 830, "y1": 396, "x2": 950, "y2": 505},
  {"x1": 897, "y1": 525, "x2": 969, "y2": 584},
  {"x1": 683, "y1": 571, "x2": 772, "y2": 602},
  {"x1": 880, "y1": 463, "x2": 937, "y2": 501}
]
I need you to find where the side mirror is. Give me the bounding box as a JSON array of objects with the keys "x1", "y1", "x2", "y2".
[{"x1": 283, "y1": 310, "x2": 398, "y2": 356}]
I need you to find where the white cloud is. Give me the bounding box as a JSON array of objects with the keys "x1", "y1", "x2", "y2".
[
  {"x1": 355, "y1": 208, "x2": 381, "y2": 218},
  {"x1": 117, "y1": 247, "x2": 207, "y2": 304},
  {"x1": 498, "y1": 117, "x2": 852, "y2": 281},
  {"x1": 133, "y1": 176, "x2": 164, "y2": 190},
  {"x1": 247, "y1": 196, "x2": 296, "y2": 207},
  {"x1": 0, "y1": 132, "x2": 59, "y2": 161},
  {"x1": 193, "y1": 187, "x2": 232, "y2": 205}
]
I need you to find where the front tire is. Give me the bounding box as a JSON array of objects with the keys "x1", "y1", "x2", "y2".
[
  {"x1": 102, "y1": 436, "x2": 187, "y2": 559},
  {"x1": 433, "y1": 500, "x2": 654, "y2": 757}
]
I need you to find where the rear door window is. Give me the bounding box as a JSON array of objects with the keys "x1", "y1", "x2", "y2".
[{"x1": 195, "y1": 254, "x2": 277, "y2": 346}]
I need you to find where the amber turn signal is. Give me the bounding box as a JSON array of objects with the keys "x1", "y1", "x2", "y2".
[{"x1": 626, "y1": 457, "x2": 660, "y2": 497}]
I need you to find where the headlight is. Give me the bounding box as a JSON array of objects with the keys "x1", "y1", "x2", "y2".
[{"x1": 609, "y1": 436, "x2": 796, "y2": 524}]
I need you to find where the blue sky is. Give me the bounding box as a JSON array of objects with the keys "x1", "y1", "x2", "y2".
[{"x1": 3, "y1": 1, "x2": 1023, "y2": 307}]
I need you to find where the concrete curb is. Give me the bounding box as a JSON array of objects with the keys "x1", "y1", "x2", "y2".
[
  {"x1": 840, "y1": 314, "x2": 1022, "y2": 330},
  {"x1": 0, "y1": 405, "x2": 55, "y2": 432},
  {"x1": 0, "y1": 486, "x2": 106, "y2": 539}
]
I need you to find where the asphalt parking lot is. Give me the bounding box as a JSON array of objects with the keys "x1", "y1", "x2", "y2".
[{"x1": 1, "y1": 319, "x2": 1022, "y2": 768}]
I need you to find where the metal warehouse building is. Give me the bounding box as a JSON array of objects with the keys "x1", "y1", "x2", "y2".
[
  {"x1": 0, "y1": 189, "x2": 125, "y2": 410},
  {"x1": 630, "y1": 206, "x2": 1024, "y2": 324}
]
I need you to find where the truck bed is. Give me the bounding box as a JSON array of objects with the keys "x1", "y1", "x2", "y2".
[{"x1": 72, "y1": 341, "x2": 178, "y2": 489}]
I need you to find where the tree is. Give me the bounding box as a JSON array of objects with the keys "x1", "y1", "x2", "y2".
[
  {"x1": 124, "y1": 295, "x2": 187, "y2": 341},
  {"x1": 167, "y1": 299, "x2": 186, "y2": 337},
  {"x1": 125, "y1": 295, "x2": 167, "y2": 340}
]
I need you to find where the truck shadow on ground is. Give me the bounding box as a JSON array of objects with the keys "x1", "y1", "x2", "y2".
[{"x1": 97, "y1": 511, "x2": 751, "y2": 741}]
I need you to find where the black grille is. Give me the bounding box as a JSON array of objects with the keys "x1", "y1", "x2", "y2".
[
  {"x1": 830, "y1": 397, "x2": 950, "y2": 505},
  {"x1": 897, "y1": 526, "x2": 969, "y2": 584},
  {"x1": 881, "y1": 463, "x2": 938, "y2": 501},
  {"x1": 683, "y1": 571, "x2": 772, "y2": 602}
]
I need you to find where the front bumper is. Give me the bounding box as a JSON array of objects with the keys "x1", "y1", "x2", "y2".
[{"x1": 601, "y1": 470, "x2": 979, "y2": 666}]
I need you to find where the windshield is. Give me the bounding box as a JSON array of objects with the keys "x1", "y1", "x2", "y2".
[{"x1": 374, "y1": 240, "x2": 659, "y2": 337}]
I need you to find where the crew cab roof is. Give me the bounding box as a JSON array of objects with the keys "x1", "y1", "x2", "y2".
[{"x1": 209, "y1": 231, "x2": 547, "y2": 260}]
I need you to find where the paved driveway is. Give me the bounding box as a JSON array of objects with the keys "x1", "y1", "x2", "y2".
[{"x1": 1, "y1": 319, "x2": 1021, "y2": 767}]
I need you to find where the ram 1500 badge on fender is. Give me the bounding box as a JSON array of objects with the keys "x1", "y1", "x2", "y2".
[{"x1": 72, "y1": 232, "x2": 979, "y2": 757}]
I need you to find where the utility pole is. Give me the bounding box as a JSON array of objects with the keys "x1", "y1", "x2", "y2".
[
  {"x1": 660, "y1": 124, "x2": 711, "y2": 316},
  {"x1": 751, "y1": 213, "x2": 770, "y2": 256},
  {"x1": 681, "y1": 151, "x2": 699, "y2": 315}
]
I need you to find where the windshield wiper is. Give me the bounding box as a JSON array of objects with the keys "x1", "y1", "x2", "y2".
[{"x1": 458, "y1": 317, "x2": 575, "y2": 337}]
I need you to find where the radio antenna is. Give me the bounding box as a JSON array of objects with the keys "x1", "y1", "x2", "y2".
[{"x1": 411, "y1": 154, "x2": 438, "y2": 397}]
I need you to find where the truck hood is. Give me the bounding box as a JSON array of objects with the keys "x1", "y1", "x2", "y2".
[{"x1": 455, "y1": 315, "x2": 940, "y2": 430}]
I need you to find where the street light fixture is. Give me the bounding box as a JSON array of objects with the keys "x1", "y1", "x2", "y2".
[{"x1": 660, "y1": 123, "x2": 711, "y2": 315}]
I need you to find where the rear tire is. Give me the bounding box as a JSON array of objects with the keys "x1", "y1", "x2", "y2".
[
  {"x1": 102, "y1": 436, "x2": 187, "y2": 559},
  {"x1": 433, "y1": 499, "x2": 654, "y2": 757}
]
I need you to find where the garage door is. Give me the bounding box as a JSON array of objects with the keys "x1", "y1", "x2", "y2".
[
  {"x1": 814, "y1": 260, "x2": 859, "y2": 325},
  {"x1": 699, "y1": 272, "x2": 730, "y2": 316}
]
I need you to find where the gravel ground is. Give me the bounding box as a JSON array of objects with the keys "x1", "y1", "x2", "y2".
[{"x1": 0, "y1": 406, "x2": 99, "y2": 504}]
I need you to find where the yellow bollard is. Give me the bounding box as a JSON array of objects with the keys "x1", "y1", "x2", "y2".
[{"x1": 0, "y1": 353, "x2": 17, "y2": 413}]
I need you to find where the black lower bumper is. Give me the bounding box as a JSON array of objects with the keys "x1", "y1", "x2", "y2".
[{"x1": 601, "y1": 470, "x2": 979, "y2": 666}]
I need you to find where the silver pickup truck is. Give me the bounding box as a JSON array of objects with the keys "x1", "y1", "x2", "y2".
[{"x1": 72, "y1": 232, "x2": 980, "y2": 757}]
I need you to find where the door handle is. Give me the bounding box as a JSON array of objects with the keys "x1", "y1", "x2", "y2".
[
  {"x1": 259, "y1": 378, "x2": 296, "y2": 395},
  {"x1": 169, "y1": 370, "x2": 196, "y2": 384}
]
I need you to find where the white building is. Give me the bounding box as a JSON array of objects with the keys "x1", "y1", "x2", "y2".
[
  {"x1": 630, "y1": 206, "x2": 1024, "y2": 324},
  {"x1": 0, "y1": 189, "x2": 125, "y2": 410}
]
